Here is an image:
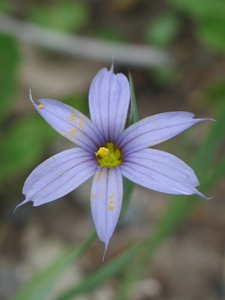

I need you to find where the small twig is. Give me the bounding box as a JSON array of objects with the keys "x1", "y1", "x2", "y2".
[{"x1": 0, "y1": 15, "x2": 174, "y2": 68}]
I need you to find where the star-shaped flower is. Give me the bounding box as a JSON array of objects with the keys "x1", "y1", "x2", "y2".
[{"x1": 17, "y1": 64, "x2": 207, "y2": 253}]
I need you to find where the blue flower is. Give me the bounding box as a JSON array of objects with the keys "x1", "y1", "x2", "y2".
[{"x1": 17, "y1": 64, "x2": 208, "y2": 252}]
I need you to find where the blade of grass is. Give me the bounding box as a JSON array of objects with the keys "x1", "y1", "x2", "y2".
[{"x1": 128, "y1": 72, "x2": 139, "y2": 125}]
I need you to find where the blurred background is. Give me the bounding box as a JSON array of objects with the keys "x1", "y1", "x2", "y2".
[{"x1": 0, "y1": 0, "x2": 225, "y2": 299}]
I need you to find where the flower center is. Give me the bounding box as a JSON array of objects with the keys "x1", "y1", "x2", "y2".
[{"x1": 95, "y1": 142, "x2": 122, "y2": 168}]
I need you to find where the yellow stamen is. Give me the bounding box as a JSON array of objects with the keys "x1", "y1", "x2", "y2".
[
  {"x1": 95, "y1": 147, "x2": 109, "y2": 158},
  {"x1": 38, "y1": 104, "x2": 43, "y2": 109},
  {"x1": 95, "y1": 143, "x2": 122, "y2": 168}
]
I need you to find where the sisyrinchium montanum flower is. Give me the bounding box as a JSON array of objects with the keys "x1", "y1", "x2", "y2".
[{"x1": 17, "y1": 64, "x2": 209, "y2": 255}]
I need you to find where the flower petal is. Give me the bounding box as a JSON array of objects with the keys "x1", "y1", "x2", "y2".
[
  {"x1": 90, "y1": 167, "x2": 123, "y2": 254},
  {"x1": 31, "y1": 95, "x2": 104, "y2": 153},
  {"x1": 88, "y1": 65, "x2": 130, "y2": 142},
  {"x1": 17, "y1": 148, "x2": 97, "y2": 208},
  {"x1": 121, "y1": 148, "x2": 206, "y2": 198},
  {"x1": 117, "y1": 111, "x2": 207, "y2": 156}
]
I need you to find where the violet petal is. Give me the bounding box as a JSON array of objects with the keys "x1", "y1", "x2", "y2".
[
  {"x1": 31, "y1": 96, "x2": 104, "y2": 153},
  {"x1": 89, "y1": 66, "x2": 130, "y2": 142},
  {"x1": 117, "y1": 111, "x2": 207, "y2": 155},
  {"x1": 121, "y1": 148, "x2": 206, "y2": 198},
  {"x1": 90, "y1": 166, "x2": 123, "y2": 254},
  {"x1": 18, "y1": 148, "x2": 97, "y2": 208}
]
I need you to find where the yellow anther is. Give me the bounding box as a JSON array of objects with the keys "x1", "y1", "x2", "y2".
[
  {"x1": 38, "y1": 104, "x2": 43, "y2": 109},
  {"x1": 95, "y1": 143, "x2": 122, "y2": 168},
  {"x1": 95, "y1": 147, "x2": 109, "y2": 158}
]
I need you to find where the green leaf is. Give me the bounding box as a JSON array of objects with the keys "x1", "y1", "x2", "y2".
[
  {"x1": 192, "y1": 103, "x2": 225, "y2": 173},
  {"x1": 128, "y1": 73, "x2": 139, "y2": 126},
  {"x1": 167, "y1": 0, "x2": 225, "y2": 52},
  {"x1": 29, "y1": 1, "x2": 89, "y2": 32},
  {"x1": 167, "y1": 0, "x2": 225, "y2": 18},
  {"x1": 12, "y1": 231, "x2": 96, "y2": 300},
  {"x1": 63, "y1": 94, "x2": 88, "y2": 115},
  {"x1": 151, "y1": 66, "x2": 179, "y2": 86},
  {"x1": 0, "y1": 0, "x2": 12, "y2": 13},
  {"x1": 120, "y1": 176, "x2": 134, "y2": 218},
  {"x1": 205, "y1": 79, "x2": 225, "y2": 104},
  {"x1": 0, "y1": 115, "x2": 57, "y2": 185},
  {"x1": 198, "y1": 15, "x2": 225, "y2": 52},
  {"x1": 0, "y1": 34, "x2": 19, "y2": 122},
  {"x1": 144, "y1": 12, "x2": 181, "y2": 47},
  {"x1": 95, "y1": 27, "x2": 125, "y2": 43}
]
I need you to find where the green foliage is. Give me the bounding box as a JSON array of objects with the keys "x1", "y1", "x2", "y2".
[
  {"x1": 168, "y1": 0, "x2": 225, "y2": 18},
  {"x1": 198, "y1": 16, "x2": 225, "y2": 52},
  {"x1": 0, "y1": 115, "x2": 57, "y2": 184},
  {"x1": 0, "y1": 0, "x2": 12, "y2": 13},
  {"x1": 0, "y1": 34, "x2": 19, "y2": 121},
  {"x1": 167, "y1": 0, "x2": 225, "y2": 52},
  {"x1": 143, "y1": 12, "x2": 180, "y2": 86},
  {"x1": 144, "y1": 12, "x2": 181, "y2": 47},
  {"x1": 29, "y1": 0, "x2": 89, "y2": 32},
  {"x1": 205, "y1": 78, "x2": 225, "y2": 104},
  {"x1": 63, "y1": 94, "x2": 88, "y2": 114},
  {"x1": 95, "y1": 27, "x2": 126, "y2": 42},
  {"x1": 128, "y1": 73, "x2": 139, "y2": 126},
  {"x1": 151, "y1": 66, "x2": 179, "y2": 86}
]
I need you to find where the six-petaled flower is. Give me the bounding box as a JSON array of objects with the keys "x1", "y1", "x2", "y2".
[{"x1": 17, "y1": 64, "x2": 208, "y2": 255}]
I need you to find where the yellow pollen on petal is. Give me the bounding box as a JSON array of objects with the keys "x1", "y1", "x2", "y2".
[
  {"x1": 69, "y1": 128, "x2": 78, "y2": 136},
  {"x1": 38, "y1": 104, "x2": 43, "y2": 109},
  {"x1": 78, "y1": 120, "x2": 84, "y2": 130},
  {"x1": 108, "y1": 193, "x2": 115, "y2": 200},
  {"x1": 69, "y1": 113, "x2": 76, "y2": 121},
  {"x1": 107, "y1": 204, "x2": 114, "y2": 211},
  {"x1": 94, "y1": 171, "x2": 108, "y2": 183}
]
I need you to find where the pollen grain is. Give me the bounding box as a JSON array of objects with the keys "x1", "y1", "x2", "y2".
[{"x1": 107, "y1": 204, "x2": 114, "y2": 211}]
